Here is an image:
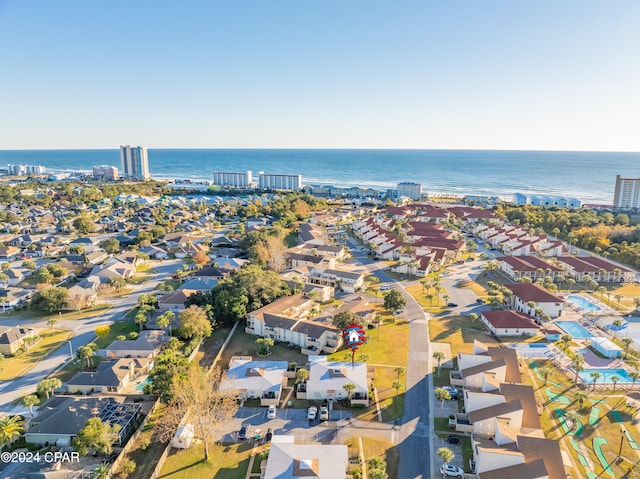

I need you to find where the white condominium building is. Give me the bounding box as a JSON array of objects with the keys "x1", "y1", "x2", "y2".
[
  {"x1": 120, "y1": 145, "x2": 150, "y2": 180},
  {"x1": 213, "y1": 171, "x2": 253, "y2": 188},
  {"x1": 7, "y1": 164, "x2": 46, "y2": 176},
  {"x1": 258, "y1": 173, "x2": 302, "y2": 191},
  {"x1": 613, "y1": 175, "x2": 640, "y2": 209},
  {"x1": 397, "y1": 181, "x2": 422, "y2": 200}
]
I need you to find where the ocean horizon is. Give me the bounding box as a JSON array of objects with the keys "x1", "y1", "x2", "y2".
[{"x1": 0, "y1": 148, "x2": 638, "y2": 204}]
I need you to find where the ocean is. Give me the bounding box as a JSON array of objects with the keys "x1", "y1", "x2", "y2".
[{"x1": 0, "y1": 149, "x2": 638, "y2": 204}]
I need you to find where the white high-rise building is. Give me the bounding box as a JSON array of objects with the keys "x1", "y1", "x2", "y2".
[
  {"x1": 258, "y1": 173, "x2": 302, "y2": 191},
  {"x1": 7, "y1": 164, "x2": 46, "y2": 176},
  {"x1": 613, "y1": 175, "x2": 640, "y2": 209},
  {"x1": 397, "y1": 182, "x2": 422, "y2": 200},
  {"x1": 213, "y1": 171, "x2": 253, "y2": 188},
  {"x1": 120, "y1": 145, "x2": 150, "y2": 180}
]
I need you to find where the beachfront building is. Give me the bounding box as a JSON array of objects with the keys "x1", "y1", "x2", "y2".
[
  {"x1": 7, "y1": 164, "x2": 46, "y2": 176},
  {"x1": 120, "y1": 145, "x2": 150, "y2": 180},
  {"x1": 513, "y1": 193, "x2": 581, "y2": 208},
  {"x1": 258, "y1": 173, "x2": 302, "y2": 191},
  {"x1": 213, "y1": 170, "x2": 253, "y2": 188},
  {"x1": 92, "y1": 165, "x2": 118, "y2": 180},
  {"x1": 397, "y1": 182, "x2": 422, "y2": 200},
  {"x1": 613, "y1": 175, "x2": 640, "y2": 209}
]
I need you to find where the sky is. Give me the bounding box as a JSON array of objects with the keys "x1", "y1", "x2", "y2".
[{"x1": 0, "y1": 1, "x2": 639, "y2": 151}]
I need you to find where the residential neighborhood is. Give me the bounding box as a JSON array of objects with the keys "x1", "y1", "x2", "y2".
[{"x1": 0, "y1": 182, "x2": 639, "y2": 479}]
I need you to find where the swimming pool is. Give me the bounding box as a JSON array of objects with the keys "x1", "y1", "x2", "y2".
[
  {"x1": 567, "y1": 295, "x2": 603, "y2": 312},
  {"x1": 578, "y1": 368, "x2": 634, "y2": 384},
  {"x1": 135, "y1": 378, "x2": 151, "y2": 392},
  {"x1": 555, "y1": 321, "x2": 595, "y2": 339}
]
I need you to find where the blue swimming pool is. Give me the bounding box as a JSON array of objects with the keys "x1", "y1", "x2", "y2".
[
  {"x1": 135, "y1": 378, "x2": 151, "y2": 392},
  {"x1": 567, "y1": 295, "x2": 603, "y2": 312},
  {"x1": 578, "y1": 368, "x2": 634, "y2": 384},
  {"x1": 555, "y1": 321, "x2": 595, "y2": 339}
]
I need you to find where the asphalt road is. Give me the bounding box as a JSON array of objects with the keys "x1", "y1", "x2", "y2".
[
  {"x1": 347, "y1": 238, "x2": 434, "y2": 479},
  {"x1": 0, "y1": 259, "x2": 183, "y2": 414}
]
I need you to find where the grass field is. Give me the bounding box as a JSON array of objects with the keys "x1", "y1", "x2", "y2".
[
  {"x1": 0, "y1": 330, "x2": 71, "y2": 381},
  {"x1": 159, "y1": 442, "x2": 254, "y2": 479},
  {"x1": 94, "y1": 320, "x2": 138, "y2": 349},
  {"x1": 429, "y1": 314, "x2": 499, "y2": 355},
  {"x1": 218, "y1": 330, "x2": 306, "y2": 368},
  {"x1": 361, "y1": 437, "x2": 399, "y2": 479},
  {"x1": 1, "y1": 304, "x2": 112, "y2": 320}
]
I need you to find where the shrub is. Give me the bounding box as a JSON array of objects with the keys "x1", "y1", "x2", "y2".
[
  {"x1": 128, "y1": 332, "x2": 139, "y2": 340},
  {"x1": 119, "y1": 458, "x2": 136, "y2": 475}
]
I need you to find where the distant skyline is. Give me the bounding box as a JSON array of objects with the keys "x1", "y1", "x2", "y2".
[{"x1": 1, "y1": 1, "x2": 639, "y2": 152}]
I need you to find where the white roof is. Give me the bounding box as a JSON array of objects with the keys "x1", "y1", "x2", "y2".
[
  {"x1": 220, "y1": 359, "x2": 288, "y2": 394},
  {"x1": 263, "y1": 441, "x2": 348, "y2": 479},
  {"x1": 591, "y1": 337, "x2": 622, "y2": 352},
  {"x1": 306, "y1": 355, "x2": 368, "y2": 395}
]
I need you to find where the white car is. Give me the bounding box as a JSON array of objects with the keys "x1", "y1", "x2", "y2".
[
  {"x1": 319, "y1": 406, "x2": 329, "y2": 421},
  {"x1": 267, "y1": 405, "x2": 277, "y2": 419},
  {"x1": 379, "y1": 284, "x2": 390, "y2": 291},
  {"x1": 440, "y1": 464, "x2": 464, "y2": 478},
  {"x1": 307, "y1": 406, "x2": 318, "y2": 420}
]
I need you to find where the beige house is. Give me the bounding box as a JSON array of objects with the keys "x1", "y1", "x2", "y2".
[{"x1": 219, "y1": 358, "x2": 288, "y2": 406}]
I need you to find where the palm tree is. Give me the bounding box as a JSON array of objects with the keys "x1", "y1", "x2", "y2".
[
  {"x1": 394, "y1": 366, "x2": 405, "y2": 381},
  {"x1": 574, "y1": 391, "x2": 588, "y2": 410},
  {"x1": 392, "y1": 380, "x2": 403, "y2": 411},
  {"x1": 433, "y1": 351, "x2": 445, "y2": 377},
  {"x1": 425, "y1": 293, "x2": 435, "y2": 310},
  {"x1": 539, "y1": 367, "x2": 552, "y2": 386},
  {"x1": 560, "y1": 334, "x2": 573, "y2": 350},
  {"x1": 343, "y1": 383, "x2": 356, "y2": 405},
  {"x1": 0, "y1": 415, "x2": 24, "y2": 447},
  {"x1": 436, "y1": 447, "x2": 455, "y2": 479},
  {"x1": 469, "y1": 313, "x2": 479, "y2": 325},
  {"x1": 572, "y1": 355, "x2": 585, "y2": 384},
  {"x1": 0, "y1": 296, "x2": 7, "y2": 313},
  {"x1": 567, "y1": 278, "x2": 576, "y2": 293},
  {"x1": 434, "y1": 387, "x2": 451, "y2": 416},
  {"x1": 615, "y1": 293, "x2": 623, "y2": 306},
  {"x1": 564, "y1": 410, "x2": 579, "y2": 431},
  {"x1": 622, "y1": 337, "x2": 633, "y2": 358},
  {"x1": 629, "y1": 371, "x2": 640, "y2": 388},
  {"x1": 156, "y1": 311, "x2": 175, "y2": 337},
  {"x1": 22, "y1": 394, "x2": 39, "y2": 417},
  {"x1": 295, "y1": 368, "x2": 309, "y2": 384},
  {"x1": 611, "y1": 319, "x2": 623, "y2": 340},
  {"x1": 611, "y1": 375, "x2": 620, "y2": 391},
  {"x1": 590, "y1": 371, "x2": 602, "y2": 391},
  {"x1": 77, "y1": 345, "x2": 94, "y2": 368},
  {"x1": 634, "y1": 297, "x2": 640, "y2": 311},
  {"x1": 47, "y1": 318, "x2": 58, "y2": 336}
]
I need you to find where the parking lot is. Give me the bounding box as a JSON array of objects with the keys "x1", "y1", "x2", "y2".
[{"x1": 216, "y1": 407, "x2": 356, "y2": 444}]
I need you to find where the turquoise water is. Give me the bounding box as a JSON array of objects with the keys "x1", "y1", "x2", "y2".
[
  {"x1": 556, "y1": 321, "x2": 595, "y2": 339},
  {"x1": 0, "y1": 149, "x2": 638, "y2": 202},
  {"x1": 578, "y1": 369, "x2": 633, "y2": 384},
  {"x1": 567, "y1": 295, "x2": 603, "y2": 312},
  {"x1": 135, "y1": 378, "x2": 151, "y2": 392}
]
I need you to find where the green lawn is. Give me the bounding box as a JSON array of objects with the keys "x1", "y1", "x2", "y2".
[
  {"x1": 218, "y1": 329, "x2": 306, "y2": 369},
  {"x1": 94, "y1": 320, "x2": 139, "y2": 349},
  {"x1": 429, "y1": 314, "x2": 499, "y2": 355},
  {"x1": 1, "y1": 304, "x2": 112, "y2": 320},
  {"x1": 49, "y1": 356, "x2": 104, "y2": 382},
  {"x1": 0, "y1": 330, "x2": 71, "y2": 381},
  {"x1": 158, "y1": 442, "x2": 254, "y2": 479}
]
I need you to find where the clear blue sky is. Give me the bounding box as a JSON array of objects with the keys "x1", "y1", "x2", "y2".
[{"x1": 1, "y1": 0, "x2": 639, "y2": 150}]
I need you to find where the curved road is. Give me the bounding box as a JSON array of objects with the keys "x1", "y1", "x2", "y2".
[{"x1": 0, "y1": 260, "x2": 182, "y2": 414}]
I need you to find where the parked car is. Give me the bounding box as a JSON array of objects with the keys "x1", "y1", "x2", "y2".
[
  {"x1": 307, "y1": 406, "x2": 318, "y2": 420},
  {"x1": 476, "y1": 298, "x2": 485, "y2": 304},
  {"x1": 447, "y1": 435, "x2": 461, "y2": 445},
  {"x1": 252, "y1": 429, "x2": 263, "y2": 441},
  {"x1": 265, "y1": 428, "x2": 273, "y2": 442},
  {"x1": 440, "y1": 464, "x2": 464, "y2": 478},
  {"x1": 442, "y1": 386, "x2": 459, "y2": 399},
  {"x1": 379, "y1": 284, "x2": 390, "y2": 291},
  {"x1": 447, "y1": 302, "x2": 458, "y2": 307},
  {"x1": 237, "y1": 425, "x2": 247, "y2": 440},
  {"x1": 319, "y1": 406, "x2": 329, "y2": 421},
  {"x1": 267, "y1": 405, "x2": 277, "y2": 419}
]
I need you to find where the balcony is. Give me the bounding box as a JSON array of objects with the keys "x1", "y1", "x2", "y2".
[
  {"x1": 454, "y1": 413, "x2": 473, "y2": 433},
  {"x1": 450, "y1": 370, "x2": 464, "y2": 387}
]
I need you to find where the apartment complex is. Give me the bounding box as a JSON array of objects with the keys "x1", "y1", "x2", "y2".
[
  {"x1": 397, "y1": 181, "x2": 422, "y2": 200},
  {"x1": 213, "y1": 170, "x2": 253, "y2": 188},
  {"x1": 92, "y1": 165, "x2": 119, "y2": 180},
  {"x1": 258, "y1": 173, "x2": 302, "y2": 191},
  {"x1": 7, "y1": 164, "x2": 46, "y2": 176},
  {"x1": 120, "y1": 145, "x2": 150, "y2": 180},
  {"x1": 613, "y1": 174, "x2": 640, "y2": 209}
]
